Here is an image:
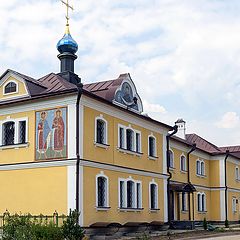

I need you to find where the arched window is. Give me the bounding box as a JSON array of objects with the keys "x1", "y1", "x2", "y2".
[
  {"x1": 180, "y1": 155, "x2": 186, "y2": 171},
  {"x1": 4, "y1": 82, "x2": 17, "y2": 94},
  {"x1": 96, "y1": 118, "x2": 107, "y2": 144},
  {"x1": 150, "y1": 182, "x2": 158, "y2": 209},
  {"x1": 2, "y1": 121, "x2": 15, "y2": 145},
  {"x1": 197, "y1": 192, "x2": 206, "y2": 212},
  {"x1": 148, "y1": 136, "x2": 156, "y2": 157},
  {"x1": 197, "y1": 193, "x2": 201, "y2": 212},
  {"x1": 96, "y1": 175, "x2": 108, "y2": 208},
  {"x1": 235, "y1": 167, "x2": 239, "y2": 181},
  {"x1": 169, "y1": 150, "x2": 174, "y2": 168},
  {"x1": 196, "y1": 160, "x2": 205, "y2": 176},
  {"x1": 232, "y1": 198, "x2": 237, "y2": 213},
  {"x1": 126, "y1": 129, "x2": 134, "y2": 151}
]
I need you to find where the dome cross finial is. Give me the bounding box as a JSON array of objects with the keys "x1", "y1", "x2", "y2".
[{"x1": 61, "y1": 0, "x2": 74, "y2": 29}]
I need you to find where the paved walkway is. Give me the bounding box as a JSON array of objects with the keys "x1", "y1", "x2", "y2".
[{"x1": 195, "y1": 234, "x2": 240, "y2": 240}]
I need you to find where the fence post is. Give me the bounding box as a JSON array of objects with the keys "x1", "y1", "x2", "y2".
[{"x1": 53, "y1": 210, "x2": 58, "y2": 226}]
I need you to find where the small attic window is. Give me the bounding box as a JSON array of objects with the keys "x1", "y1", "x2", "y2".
[{"x1": 4, "y1": 81, "x2": 17, "y2": 94}]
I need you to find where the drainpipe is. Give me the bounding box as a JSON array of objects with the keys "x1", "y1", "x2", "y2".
[
  {"x1": 187, "y1": 143, "x2": 196, "y2": 221},
  {"x1": 166, "y1": 125, "x2": 178, "y2": 227},
  {"x1": 76, "y1": 82, "x2": 83, "y2": 214},
  {"x1": 224, "y1": 150, "x2": 230, "y2": 226}
]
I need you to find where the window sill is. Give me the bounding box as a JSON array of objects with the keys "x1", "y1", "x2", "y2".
[
  {"x1": 181, "y1": 210, "x2": 188, "y2": 213},
  {"x1": 0, "y1": 143, "x2": 29, "y2": 150},
  {"x1": 169, "y1": 167, "x2": 175, "y2": 171},
  {"x1": 118, "y1": 207, "x2": 144, "y2": 212},
  {"x1": 196, "y1": 174, "x2": 207, "y2": 178},
  {"x1": 117, "y1": 147, "x2": 143, "y2": 157},
  {"x1": 235, "y1": 179, "x2": 240, "y2": 182},
  {"x1": 180, "y1": 170, "x2": 187, "y2": 174},
  {"x1": 148, "y1": 155, "x2": 158, "y2": 160},
  {"x1": 198, "y1": 211, "x2": 207, "y2": 214},
  {"x1": 94, "y1": 142, "x2": 110, "y2": 149},
  {"x1": 149, "y1": 208, "x2": 160, "y2": 212},
  {"x1": 95, "y1": 206, "x2": 111, "y2": 211}
]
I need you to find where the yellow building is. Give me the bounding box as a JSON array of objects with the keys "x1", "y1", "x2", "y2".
[{"x1": 0, "y1": 12, "x2": 240, "y2": 235}]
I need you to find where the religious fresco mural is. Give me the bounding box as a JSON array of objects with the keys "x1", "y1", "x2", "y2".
[{"x1": 35, "y1": 107, "x2": 67, "y2": 160}]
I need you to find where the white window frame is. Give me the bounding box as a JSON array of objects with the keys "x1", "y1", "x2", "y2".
[
  {"x1": 0, "y1": 117, "x2": 28, "y2": 147},
  {"x1": 232, "y1": 197, "x2": 237, "y2": 213},
  {"x1": 3, "y1": 80, "x2": 18, "y2": 96},
  {"x1": 94, "y1": 115, "x2": 108, "y2": 145},
  {"x1": 180, "y1": 154, "x2": 187, "y2": 172},
  {"x1": 196, "y1": 159, "x2": 205, "y2": 176},
  {"x1": 149, "y1": 180, "x2": 158, "y2": 210},
  {"x1": 182, "y1": 192, "x2": 187, "y2": 211},
  {"x1": 96, "y1": 172, "x2": 109, "y2": 208},
  {"x1": 148, "y1": 133, "x2": 157, "y2": 158},
  {"x1": 169, "y1": 149, "x2": 174, "y2": 169},
  {"x1": 117, "y1": 124, "x2": 142, "y2": 153},
  {"x1": 118, "y1": 177, "x2": 142, "y2": 209},
  {"x1": 235, "y1": 167, "x2": 239, "y2": 181},
  {"x1": 197, "y1": 192, "x2": 206, "y2": 212}
]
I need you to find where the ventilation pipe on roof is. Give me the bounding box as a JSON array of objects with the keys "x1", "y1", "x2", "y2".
[
  {"x1": 166, "y1": 125, "x2": 178, "y2": 228},
  {"x1": 175, "y1": 118, "x2": 186, "y2": 139}
]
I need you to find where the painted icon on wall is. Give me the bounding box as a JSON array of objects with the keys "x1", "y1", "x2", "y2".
[{"x1": 35, "y1": 107, "x2": 67, "y2": 160}]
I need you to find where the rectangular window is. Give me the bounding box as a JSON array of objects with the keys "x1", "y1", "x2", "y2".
[
  {"x1": 136, "y1": 182, "x2": 141, "y2": 209},
  {"x1": 197, "y1": 194, "x2": 201, "y2": 212},
  {"x1": 136, "y1": 133, "x2": 140, "y2": 153},
  {"x1": 182, "y1": 192, "x2": 187, "y2": 211},
  {"x1": 232, "y1": 198, "x2": 237, "y2": 213},
  {"x1": 2, "y1": 121, "x2": 15, "y2": 146},
  {"x1": 119, "y1": 127, "x2": 125, "y2": 149},
  {"x1": 19, "y1": 120, "x2": 26, "y2": 144}
]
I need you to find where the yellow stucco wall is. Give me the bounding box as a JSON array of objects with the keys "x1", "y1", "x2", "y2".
[
  {"x1": 83, "y1": 106, "x2": 163, "y2": 173},
  {"x1": 82, "y1": 166, "x2": 165, "y2": 227},
  {"x1": 0, "y1": 76, "x2": 27, "y2": 100},
  {"x1": 0, "y1": 166, "x2": 68, "y2": 215}
]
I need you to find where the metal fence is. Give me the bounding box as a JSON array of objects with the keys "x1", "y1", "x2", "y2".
[{"x1": 0, "y1": 210, "x2": 67, "y2": 229}]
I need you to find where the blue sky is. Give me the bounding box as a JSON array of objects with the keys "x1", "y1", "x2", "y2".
[{"x1": 1, "y1": 0, "x2": 240, "y2": 146}]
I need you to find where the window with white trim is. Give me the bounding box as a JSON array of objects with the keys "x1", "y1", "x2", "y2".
[
  {"x1": 235, "y1": 167, "x2": 239, "y2": 181},
  {"x1": 182, "y1": 192, "x2": 187, "y2": 211},
  {"x1": 149, "y1": 182, "x2": 158, "y2": 210},
  {"x1": 232, "y1": 197, "x2": 237, "y2": 213},
  {"x1": 180, "y1": 155, "x2": 186, "y2": 171},
  {"x1": 96, "y1": 174, "x2": 109, "y2": 208},
  {"x1": 118, "y1": 124, "x2": 141, "y2": 153},
  {"x1": 119, "y1": 178, "x2": 142, "y2": 209},
  {"x1": 169, "y1": 150, "x2": 174, "y2": 168},
  {"x1": 196, "y1": 160, "x2": 205, "y2": 176},
  {"x1": 95, "y1": 116, "x2": 108, "y2": 145},
  {"x1": 4, "y1": 81, "x2": 17, "y2": 94},
  {"x1": 0, "y1": 118, "x2": 28, "y2": 147},
  {"x1": 197, "y1": 192, "x2": 206, "y2": 212},
  {"x1": 148, "y1": 135, "x2": 157, "y2": 157}
]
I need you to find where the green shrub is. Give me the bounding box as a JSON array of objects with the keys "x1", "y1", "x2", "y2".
[
  {"x1": 2, "y1": 210, "x2": 84, "y2": 240},
  {"x1": 61, "y1": 210, "x2": 85, "y2": 240},
  {"x1": 203, "y1": 217, "x2": 207, "y2": 230}
]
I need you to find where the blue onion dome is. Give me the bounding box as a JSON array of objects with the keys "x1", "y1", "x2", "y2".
[{"x1": 57, "y1": 25, "x2": 78, "y2": 54}]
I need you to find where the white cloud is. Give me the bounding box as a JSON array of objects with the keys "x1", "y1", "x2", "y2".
[
  {"x1": 216, "y1": 112, "x2": 240, "y2": 129},
  {"x1": 142, "y1": 100, "x2": 166, "y2": 114},
  {"x1": 2, "y1": 0, "x2": 240, "y2": 145}
]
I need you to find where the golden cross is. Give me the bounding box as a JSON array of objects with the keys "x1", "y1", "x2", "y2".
[{"x1": 61, "y1": 0, "x2": 74, "y2": 25}]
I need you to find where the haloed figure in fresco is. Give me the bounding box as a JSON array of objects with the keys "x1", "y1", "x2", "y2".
[
  {"x1": 52, "y1": 109, "x2": 65, "y2": 158},
  {"x1": 37, "y1": 111, "x2": 51, "y2": 159}
]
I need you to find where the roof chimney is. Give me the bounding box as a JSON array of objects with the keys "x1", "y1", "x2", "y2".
[{"x1": 175, "y1": 118, "x2": 186, "y2": 139}]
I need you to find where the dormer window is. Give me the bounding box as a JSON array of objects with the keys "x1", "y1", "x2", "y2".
[{"x1": 4, "y1": 81, "x2": 17, "y2": 95}]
